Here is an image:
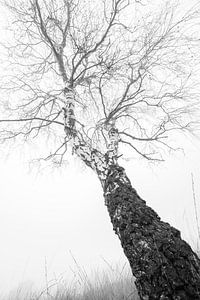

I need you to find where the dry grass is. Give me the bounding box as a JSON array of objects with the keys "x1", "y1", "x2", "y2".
[{"x1": 4, "y1": 261, "x2": 139, "y2": 300}]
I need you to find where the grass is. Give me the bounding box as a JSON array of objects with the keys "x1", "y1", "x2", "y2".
[{"x1": 4, "y1": 261, "x2": 139, "y2": 300}]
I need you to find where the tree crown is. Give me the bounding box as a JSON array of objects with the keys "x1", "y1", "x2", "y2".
[{"x1": 1, "y1": 0, "x2": 200, "y2": 163}]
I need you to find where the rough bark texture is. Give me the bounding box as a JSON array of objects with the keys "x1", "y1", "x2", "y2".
[{"x1": 104, "y1": 164, "x2": 200, "y2": 300}]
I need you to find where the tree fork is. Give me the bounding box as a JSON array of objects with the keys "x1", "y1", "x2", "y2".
[
  {"x1": 104, "y1": 165, "x2": 200, "y2": 300},
  {"x1": 63, "y1": 97, "x2": 200, "y2": 298}
]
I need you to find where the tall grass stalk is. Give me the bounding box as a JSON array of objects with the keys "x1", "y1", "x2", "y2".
[
  {"x1": 191, "y1": 172, "x2": 200, "y2": 255},
  {"x1": 4, "y1": 261, "x2": 138, "y2": 300}
]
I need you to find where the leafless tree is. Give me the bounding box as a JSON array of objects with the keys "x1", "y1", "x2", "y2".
[{"x1": 0, "y1": 0, "x2": 200, "y2": 298}]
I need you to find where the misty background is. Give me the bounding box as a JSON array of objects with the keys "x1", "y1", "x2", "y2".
[
  {"x1": 0, "y1": 138, "x2": 200, "y2": 296},
  {"x1": 0, "y1": 0, "x2": 200, "y2": 298}
]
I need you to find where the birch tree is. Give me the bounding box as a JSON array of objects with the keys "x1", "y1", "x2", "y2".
[{"x1": 0, "y1": 0, "x2": 200, "y2": 298}]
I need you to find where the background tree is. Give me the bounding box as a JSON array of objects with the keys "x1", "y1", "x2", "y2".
[{"x1": 0, "y1": 0, "x2": 200, "y2": 298}]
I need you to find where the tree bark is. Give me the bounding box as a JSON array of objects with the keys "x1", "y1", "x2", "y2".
[
  {"x1": 71, "y1": 130, "x2": 200, "y2": 299},
  {"x1": 104, "y1": 164, "x2": 200, "y2": 300}
]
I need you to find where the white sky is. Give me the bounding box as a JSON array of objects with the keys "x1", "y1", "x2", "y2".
[
  {"x1": 0, "y1": 140, "x2": 200, "y2": 297},
  {"x1": 0, "y1": 0, "x2": 200, "y2": 298}
]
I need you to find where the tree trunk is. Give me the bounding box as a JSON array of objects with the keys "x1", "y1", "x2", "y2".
[
  {"x1": 72, "y1": 132, "x2": 200, "y2": 299},
  {"x1": 104, "y1": 164, "x2": 200, "y2": 300}
]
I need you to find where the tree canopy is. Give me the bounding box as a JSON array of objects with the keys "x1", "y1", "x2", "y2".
[{"x1": 0, "y1": 0, "x2": 200, "y2": 164}]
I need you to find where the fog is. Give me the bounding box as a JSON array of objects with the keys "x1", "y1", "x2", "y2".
[
  {"x1": 0, "y1": 139, "x2": 200, "y2": 296},
  {"x1": 0, "y1": 0, "x2": 200, "y2": 297}
]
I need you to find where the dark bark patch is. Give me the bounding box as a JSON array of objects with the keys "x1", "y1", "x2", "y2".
[{"x1": 104, "y1": 165, "x2": 200, "y2": 300}]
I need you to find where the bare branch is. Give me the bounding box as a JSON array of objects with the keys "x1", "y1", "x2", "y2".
[{"x1": 1, "y1": 0, "x2": 200, "y2": 162}]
